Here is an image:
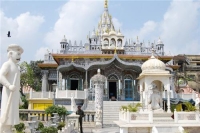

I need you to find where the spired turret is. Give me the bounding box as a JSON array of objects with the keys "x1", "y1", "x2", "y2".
[
  {"x1": 156, "y1": 37, "x2": 164, "y2": 55},
  {"x1": 60, "y1": 35, "x2": 68, "y2": 54}
]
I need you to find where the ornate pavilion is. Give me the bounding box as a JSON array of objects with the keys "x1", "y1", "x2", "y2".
[{"x1": 38, "y1": 0, "x2": 178, "y2": 101}]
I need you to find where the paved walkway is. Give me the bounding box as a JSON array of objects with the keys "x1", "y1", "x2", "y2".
[{"x1": 83, "y1": 127, "x2": 120, "y2": 133}]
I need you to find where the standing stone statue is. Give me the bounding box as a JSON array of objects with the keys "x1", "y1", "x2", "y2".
[
  {"x1": 0, "y1": 44, "x2": 23, "y2": 133},
  {"x1": 71, "y1": 93, "x2": 76, "y2": 114}
]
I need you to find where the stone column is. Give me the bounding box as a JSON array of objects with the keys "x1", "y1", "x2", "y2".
[
  {"x1": 91, "y1": 69, "x2": 106, "y2": 128},
  {"x1": 84, "y1": 70, "x2": 88, "y2": 89},
  {"x1": 59, "y1": 72, "x2": 62, "y2": 90},
  {"x1": 95, "y1": 83, "x2": 104, "y2": 110},
  {"x1": 41, "y1": 70, "x2": 49, "y2": 92},
  {"x1": 166, "y1": 84, "x2": 171, "y2": 113}
]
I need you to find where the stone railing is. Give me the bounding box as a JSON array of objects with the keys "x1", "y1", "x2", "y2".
[
  {"x1": 174, "y1": 110, "x2": 200, "y2": 123},
  {"x1": 119, "y1": 110, "x2": 153, "y2": 123},
  {"x1": 178, "y1": 93, "x2": 196, "y2": 100},
  {"x1": 58, "y1": 122, "x2": 75, "y2": 133},
  {"x1": 30, "y1": 91, "x2": 54, "y2": 99},
  {"x1": 56, "y1": 89, "x2": 88, "y2": 99},
  {"x1": 30, "y1": 89, "x2": 88, "y2": 99},
  {"x1": 19, "y1": 109, "x2": 95, "y2": 126}
]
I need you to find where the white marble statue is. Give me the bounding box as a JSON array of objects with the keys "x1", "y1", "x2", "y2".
[
  {"x1": 0, "y1": 44, "x2": 23, "y2": 133},
  {"x1": 148, "y1": 85, "x2": 163, "y2": 111},
  {"x1": 71, "y1": 93, "x2": 76, "y2": 114}
]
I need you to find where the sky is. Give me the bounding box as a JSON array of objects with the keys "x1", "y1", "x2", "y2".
[{"x1": 0, "y1": 0, "x2": 200, "y2": 66}]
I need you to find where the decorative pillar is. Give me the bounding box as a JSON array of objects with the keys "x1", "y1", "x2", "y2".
[
  {"x1": 84, "y1": 70, "x2": 88, "y2": 89},
  {"x1": 91, "y1": 69, "x2": 106, "y2": 128},
  {"x1": 59, "y1": 72, "x2": 62, "y2": 90},
  {"x1": 41, "y1": 70, "x2": 49, "y2": 92},
  {"x1": 166, "y1": 84, "x2": 171, "y2": 113}
]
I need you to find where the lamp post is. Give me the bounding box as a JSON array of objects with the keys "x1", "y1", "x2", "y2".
[{"x1": 52, "y1": 83, "x2": 57, "y2": 105}]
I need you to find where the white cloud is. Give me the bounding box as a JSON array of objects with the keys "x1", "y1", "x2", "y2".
[
  {"x1": 112, "y1": 17, "x2": 122, "y2": 31},
  {"x1": 43, "y1": 0, "x2": 104, "y2": 51},
  {"x1": 161, "y1": 0, "x2": 200, "y2": 55},
  {"x1": 35, "y1": 47, "x2": 49, "y2": 61},
  {"x1": 123, "y1": 0, "x2": 200, "y2": 55},
  {"x1": 0, "y1": 10, "x2": 44, "y2": 66}
]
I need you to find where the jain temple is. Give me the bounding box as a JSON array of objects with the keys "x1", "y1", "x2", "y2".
[{"x1": 13, "y1": 0, "x2": 200, "y2": 133}]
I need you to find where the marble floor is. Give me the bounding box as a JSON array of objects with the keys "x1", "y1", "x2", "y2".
[{"x1": 82, "y1": 127, "x2": 120, "y2": 133}]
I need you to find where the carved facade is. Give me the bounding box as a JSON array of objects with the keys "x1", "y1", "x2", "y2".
[{"x1": 38, "y1": 0, "x2": 175, "y2": 101}]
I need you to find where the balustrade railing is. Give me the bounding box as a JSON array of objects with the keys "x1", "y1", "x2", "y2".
[
  {"x1": 174, "y1": 110, "x2": 200, "y2": 123},
  {"x1": 119, "y1": 110, "x2": 153, "y2": 123},
  {"x1": 30, "y1": 89, "x2": 88, "y2": 99},
  {"x1": 19, "y1": 109, "x2": 96, "y2": 126}
]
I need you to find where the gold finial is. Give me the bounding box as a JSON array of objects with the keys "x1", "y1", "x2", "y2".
[
  {"x1": 104, "y1": 0, "x2": 108, "y2": 8},
  {"x1": 96, "y1": 30, "x2": 98, "y2": 36},
  {"x1": 87, "y1": 35, "x2": 88, "y2": 39},
  {"x1": 137, "y1": 36, "x2": 139, "y2": 41},
  {"x1": 105, "y1": 28, "x2": 109, "y2": 33},
  {"x1": 114, "y1": 47, "x2": 117, "y2": 54},
  {"x1": 71, "y1": 56, "x2": 74, "y2": 62}
]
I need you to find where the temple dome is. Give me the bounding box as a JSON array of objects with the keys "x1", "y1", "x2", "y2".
[
  {"x1": 141, "y1": 55, "x2": 166, "y2": 72},
  {"x1": 60, "y1": 35, "x2": 67, "y2": 43},
  {"x1": 157, "y1": 38, "x2": 163, "y2": 44}
]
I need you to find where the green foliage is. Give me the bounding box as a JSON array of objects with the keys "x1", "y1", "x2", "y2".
[
  {"x1": 29, "y1": 60, "x2": 43, "y2": 91},
  {"x1": 45, "y1": 105, "x2": 68, "y2": 117},
  {"x1": 121, "y1": 103, "x2": 141, "y2": 112},
  {"x1": 20, "y1": 60, "x2": 43, "y2": 92},
  {"x1": 14, "y1": 123, "x2": 26, "y2": 133},
  {"x1": 20, "y1": 61, "x2": 35, "y2": 93},
  {"x1": 183, "y1": 102, "x2": 196, "y2": 111},
  {"x1": 120, "y1": 105, "x2": 128, "y2": 110},
  {"x1": 173, "y1": 102, "x2": 196, "y2": 112},
  {"x1": 40, "y1": 126, "x2": 58, "y2": 133},
  {"x1": 176, "y1": 103, "x2": 182, "y2": 111},
  {"x1": 57, "y1": 122, "x2": 65, "y2": 130},
  {"x1": 170, "y1": 104, "x2": 176, "y2": 112},
  {"x1": 19, "y1": 95, "x2": 29, "y2": 109},
  {"x1": 36, "y1": 122, "x2": 44, "y2": 131}
]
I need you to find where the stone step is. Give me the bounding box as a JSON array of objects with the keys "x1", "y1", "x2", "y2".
[
  {"x1": 153, "y1": 112, "x2": 173, "y2": 117},
  {"x1": 155, "y1": 127, "x2": 180, "y2": 133}
]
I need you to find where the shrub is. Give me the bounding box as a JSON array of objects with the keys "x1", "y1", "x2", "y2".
[
  {"x1": 40, "y1": 126, "x2": 58, "y2": 133},
  {"x1": 36, "y1": 122, "x2": 44, "y2": 131},
  {"x1": 176, "y1": 103, "x2": 182, "y2": 111},
  {"x1": 183, "y1": 102, "x2": 196, "y2": 111},
  {"x1": 57, "y1": 122, "x2": 65, "y2": 130},
  {"x1": 45, "y1": 105, "x2": 68, "y2": 117},
  {"x1": 14, "y1": 123, "x2": 26, "y2": 133},
  {"x1": 120, "y1": 105, "x2": 128, "y2": 110},
  {"x1": 121, "y1": 103, "x2": 141, "y2": 112},
  {"x1": 170, "y1": 104, "x2": 176, "y2": 112}
]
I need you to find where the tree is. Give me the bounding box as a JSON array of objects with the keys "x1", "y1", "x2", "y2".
[
  {"x1": 29, "y1": 60, "x2": 43, "y2": 91},
  {"x1": 20, "y1": 61, "x2": 35, "y2": 95},
  {"x1": 20, "y1": 60, "x2": 43, "y2": 94}
]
